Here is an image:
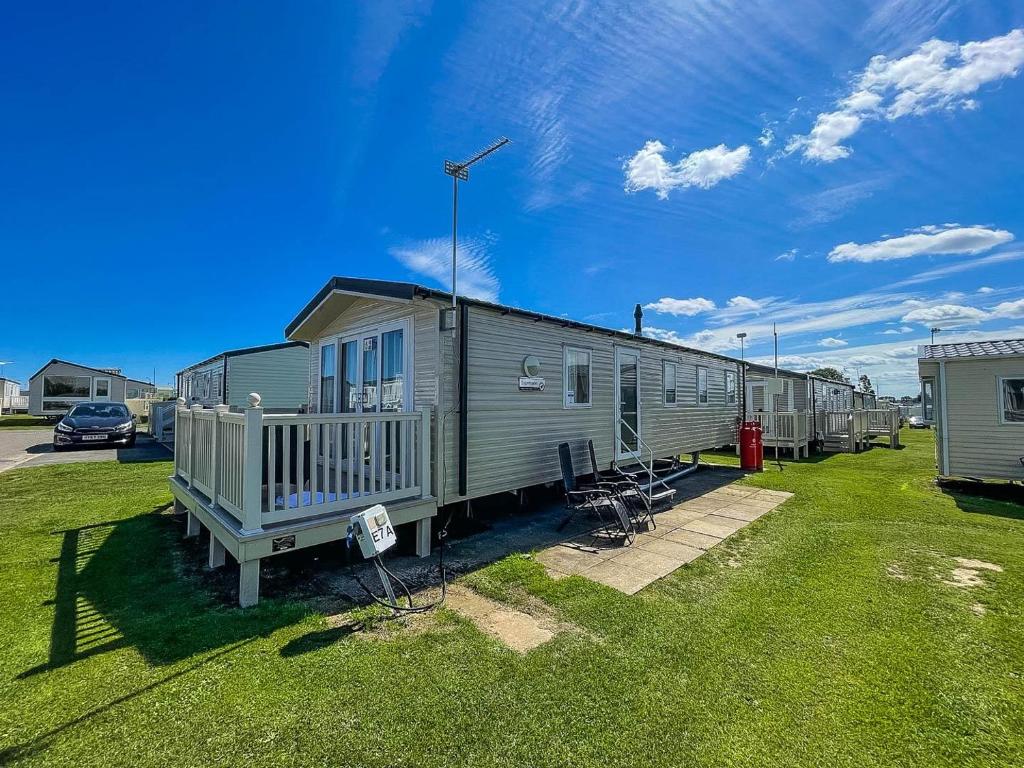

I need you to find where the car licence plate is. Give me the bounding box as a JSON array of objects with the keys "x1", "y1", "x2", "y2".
[{"x1": 82, "y1": 434, "x2": 107, "y2": 441}]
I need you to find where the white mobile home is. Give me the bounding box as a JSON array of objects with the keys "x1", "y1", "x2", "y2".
[
  {"x1": 1, "y1": 378, "x2": 24, "y2": 414},
  {"x1": 29, "y1": 359, "x2": 133, "y2": 417},
  {"x1": 918, "y1": 339, "x2": 1024, "y2": 481},
  {"x1": 176, "y1": 341, "x2": 309, "y2": 412},
  {"x1": 169, "y1": 277, "x2": 743, "y2": 605}
]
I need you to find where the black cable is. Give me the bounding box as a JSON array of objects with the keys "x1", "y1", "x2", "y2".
[{"x1": 344, "y1": 521, "x2": 450, "y2": 616}]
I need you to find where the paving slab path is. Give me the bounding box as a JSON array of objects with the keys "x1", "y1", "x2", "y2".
[{"x1": 536, "y1": 483, "x2": 792, "y2": 594}]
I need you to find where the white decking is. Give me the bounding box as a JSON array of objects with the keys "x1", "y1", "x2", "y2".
[{"x1": 170, "y1": 395, "x2": 436, "y2": 606}]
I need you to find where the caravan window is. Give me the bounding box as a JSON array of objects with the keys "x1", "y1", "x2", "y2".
[
  {"x1": 564, "y1": 347, "x2": 591, "y2": 408},
  {"x1": 1000, "y1": 378, "x2": 1024, "y2": 423},
  {"x1": 663, "y1": 362, "x2": 677, "y2": 405},
  {"x1": 320, "y1": 343, "x2": 336, "y2": 413},
  {"x1": 43, "y1": 375, "x2": 91, "y2": 399},
  {"x1": 921, "y1": 379, "x2": 934, "y2": 421},
  {"x1": 212, "y1": 372, "x2": 223, "y2": 401},
  {"x1": 725, "y1": 371, "x2": 737, "y2": 405},
  {"x1": 696, "y1": 366, "x2": 709, "y2": 405}
]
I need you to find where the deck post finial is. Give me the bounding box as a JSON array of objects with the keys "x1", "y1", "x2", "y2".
[
  {"x1": 247, "y1": 392, "x2": 262, "y2": 408},
  {"x1": 176, "y1": 397, "x2": 186, "y2": 406}
]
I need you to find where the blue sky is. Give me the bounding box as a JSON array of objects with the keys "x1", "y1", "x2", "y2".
[{"x1": 2, "y1": 1, "x2": 1023, "y2": 395}]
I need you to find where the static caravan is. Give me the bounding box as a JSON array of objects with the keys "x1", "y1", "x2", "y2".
[
  {"x1": 176, "y1": 341, "x2": 310, "y2": 412},
  {"x1": 29, "y1": 359, "x2": 131, "y2": 417},
  {"x1": 168, "y1": 277, "x2": 743, "y2": 605},
  {"x1": 126, "y1": 378, "x2": 157, "y2": 400},
  {"x1": 0, "y1": 378, "x2": 23, "y2": 415},
  {"x1": 743, "y1": 363, "x2": 812, "y2": 457},
  {"x1": 918, "y1": 339, "x2": 1024, "y2": 480}
]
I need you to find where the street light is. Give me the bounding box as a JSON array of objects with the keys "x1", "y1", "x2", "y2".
[
  {"x1": 443, "y1": 137, "x2": 510, "y2": 326},
  {"x1": 736, "y1": 333, "x2": 747, "y2": 418},
  {"x1": 930, "y1": 327, "x2": 942, "y2": 344}
]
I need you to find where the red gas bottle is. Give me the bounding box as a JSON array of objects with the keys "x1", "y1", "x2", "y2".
[{"x1": 740, "y1": 421, "x2": 763, "y2": 471}]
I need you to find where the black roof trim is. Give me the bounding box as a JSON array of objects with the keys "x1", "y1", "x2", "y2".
[
  {"x1": 177, "y1": 341, "x2": 309, "y2": 376},
  {"x1": 28, "y1": 358, "x2": 128, "y2": 382},
  {"x1": 286, "y1": 276, "x2": 743, "y2": 365}
]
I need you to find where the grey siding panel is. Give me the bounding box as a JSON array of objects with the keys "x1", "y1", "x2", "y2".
[
  {"x1": 463, "y1": 306, "x2": 740, "y2": 501},
  {"x1": 226, "y1": 346, "x2": 310, "y2": 410},
  {"x1": 939, "y1": 358, "x2": 1024, "y2": 480},
  {"x1": 180, "y1": 360, "x2": 224, "y2": 408}
]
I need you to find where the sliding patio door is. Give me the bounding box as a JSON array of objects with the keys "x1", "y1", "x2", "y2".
[{"x1": 334, "y1": 320, "x2": 411, "y2": 491}]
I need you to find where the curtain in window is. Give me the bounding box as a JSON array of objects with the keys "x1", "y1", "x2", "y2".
[
  {"x1": 567, "y1": 349, "x2": 590, "y2": 405},
  {"x1": 320, "y1": 344, "x2": 336, "y2": 413},
  {"x1": 1004, "y1": 378, "x2": 1024, "y2": 422}
]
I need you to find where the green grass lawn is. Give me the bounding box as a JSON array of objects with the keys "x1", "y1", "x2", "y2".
[
  {"x1": 0, "y1": 415, "x2": 51, "y2": 429},
  {"x1": 1, "y1": 431, "x2": 1022, "y2": 767}
]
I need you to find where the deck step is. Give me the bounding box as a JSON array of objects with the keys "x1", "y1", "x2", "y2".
[{"x1": 649, "y1": 489, "x2": 677, "y2": 504}]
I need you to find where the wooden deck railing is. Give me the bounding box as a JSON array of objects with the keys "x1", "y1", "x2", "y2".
[
  {"x1": 750, "y1": 411, "x2": 809, "y2": 447},
  {"x1": 174, "y1": 394, "x2": 431, "y2": 532}
]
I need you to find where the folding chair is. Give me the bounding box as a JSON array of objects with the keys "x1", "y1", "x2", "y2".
[
  {"x1": 586, "y1": 439, "x2": 656, "y2": 531},
  {"x1": 555, "y1": 442, "x2": 634, "y2": 545}
]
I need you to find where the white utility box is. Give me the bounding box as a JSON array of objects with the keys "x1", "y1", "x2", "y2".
[{"x1": 351, "y1": 504, "x2": 397, "y2": 558}]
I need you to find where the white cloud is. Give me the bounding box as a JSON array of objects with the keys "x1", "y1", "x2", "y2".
[
  {"x1": 828, "y1": 224, "x2": 1013, "y2": 263},
  {"x1": 640, "y1": 326, "x2": 688, "y2": 344},
  {"x1": 891, "y1": 249, "x2": 1024, "y2": 287},
  {"x1": 881, "y1": 326, "x2": 915, "y2": 335},
  {"x1": 901, "y1": 303, "x2": 989, "y2": 325},
  {"x1": 644, "y1": 296, "x2": 716, "y2": 316},
  {"x1": 624, "y1": 140, "x2": 751, "y2": 199},
  {"x1": 993, "y1": 299, "x2": 1024, "y2": 318},
  {"x1": 819, "y1": 337, "x2": 848, "y2": 347},
  {"x1": 390, "y1": 236, "x2": 500, "y2": 302},
  {"x1": 727, "y1": 296, "x2": 763, "y2": 311},
  {"x1": 776, "y1": 249, "x2": 797, "y2": 262},
  {"x1": 978, "y1": 286, "x2": 995, "y2": 294},
  {"x1": 788, "y1": 29, "x2": 1024, "y2": 162},
  {"x1": 758, "y1": 126, "x2": 774, "y2": 147}
]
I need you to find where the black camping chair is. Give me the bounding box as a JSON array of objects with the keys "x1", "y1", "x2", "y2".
[
  {"x1": 556, "y1": 442, "x2": 634, "y2": 545},
  {"x1": 586, "y1": 439, "x2": 656, "y2": 531}
]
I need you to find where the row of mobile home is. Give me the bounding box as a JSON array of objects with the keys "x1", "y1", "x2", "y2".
[
  {"x1": 170, "y1": 277, "x2": 744, "y2": 605},
  {"x1": 743, "y1": 362, "x2": 893, "y2": 455},
  {"x1": 28, "y1": 359, "x2": 156, "y2": 417},
  {"x1": 0, "y1": 377, "x2": 26, "y2": 414}
]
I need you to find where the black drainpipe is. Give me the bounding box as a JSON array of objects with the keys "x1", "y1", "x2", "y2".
[{"x1": 458, "y1": 300, "x2": 469, "y2": 497}]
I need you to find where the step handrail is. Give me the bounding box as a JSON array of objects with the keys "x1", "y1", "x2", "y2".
[{"x1": 616, "y1": 418, "x2": 675, "y2": 497}]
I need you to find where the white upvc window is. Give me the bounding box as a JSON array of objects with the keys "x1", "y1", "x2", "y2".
[
  {"x1": 725, "y1": 371, "x2": 737, "y2": 405},
  {"x1": 998, "y1": 377, "x2": 1024, "y2": 424},
  {"x1": 663, "y1": 361, "x2": 677, "y2": 406},
  {"x1": 212, "y1": 372, "x2": 223, "y2": 401},
  {"x1": 564, "y1": 346, "x2": 592, "y2": 408},
  {"x1": 697, "y1": 366, "x2": 709, "y2": 405}
]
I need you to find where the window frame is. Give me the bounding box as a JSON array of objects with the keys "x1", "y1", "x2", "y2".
[
  {"x1": 921, "y1": 377, "x2": 935, "y2": 422},
  {"x1": 997, "y1": 376, "x2": 1024, "y2": 425},
  {"x1": 319, "y1": 341, "x2": 337, "y2": 413},
  {"x1": 696, "y1": 365, "x2": 709, "y2": 406},
  {"x1": 725, "y1": 370, "x2": 737, "y2": 406},
  {"x1": 663, "y1": 361, "x2": 678, "y2": 406},
  {"x1": 563, "y1": 345, "x2": 593, "y2": 409}
]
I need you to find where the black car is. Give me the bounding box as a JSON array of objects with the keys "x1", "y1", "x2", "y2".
[{"x1": 53, "y1": 402, "x2": 137, "y2": 450}]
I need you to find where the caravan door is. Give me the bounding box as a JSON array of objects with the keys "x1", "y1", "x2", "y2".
[{"x1": 614, "y1": 347, "x2": 641, "y2": 461}]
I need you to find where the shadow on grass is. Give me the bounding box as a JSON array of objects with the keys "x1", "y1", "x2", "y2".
[
  {"x1": 18, "y1": 507, "x2": 307, "y2": 680},
  {"x1": 2, "y1": 639, "x2": 257, "y2": 764},
  {"x1": 939, "y1": 478, "x2": 1024, "y2": 521},
  {"x1": 279, "y1": 623, "x2": 361, "y2": 657}
]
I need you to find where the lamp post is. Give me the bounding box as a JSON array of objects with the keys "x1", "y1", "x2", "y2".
[
  {"x1": 0, "y1": 361, "x2": 10, "y2": 416},
  {"x1": 443, "y1": 137, "x2": 510, "y2": 327},
  {"x1": 930, "y1": 327, "x2": 941, "y2": 345},
  {"x1": 736, "y1": 333, "x2": 747, "y2": 419}
]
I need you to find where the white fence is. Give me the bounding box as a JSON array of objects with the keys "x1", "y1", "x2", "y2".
[{"x1": 174, "y1": 396, "x2": 431, "y2": 531}]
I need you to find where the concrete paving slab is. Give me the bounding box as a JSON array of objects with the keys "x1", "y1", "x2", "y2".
[
  {"x1": 681, "y1": 515, "x2": 748, "y2": 538},
  {"x1": 608, "y1": 547, "x2": 681, "y2": 579},
  {"x1": 712, "y1": 504, "x2": 769, "y2": 522},
  {"x1": 636, "y1": 536, "x2": 704, "y2": 563},
  {"x1": 583, "y1": 560, "x2": 654, "y2": 595},
  {"x1": 661, "y1": 528, "x2": 724, "y2": 550}
]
